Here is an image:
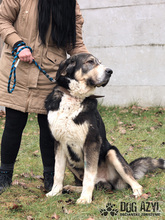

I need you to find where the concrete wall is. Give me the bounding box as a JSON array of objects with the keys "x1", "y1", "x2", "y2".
[
  {"x1": 78, "y1": 0, "x2": 165, "y2": 106},
  {"x1": 0, "y1": 0, "x2": 165, "y2": 108}
]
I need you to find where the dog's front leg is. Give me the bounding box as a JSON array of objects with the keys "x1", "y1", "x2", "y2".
[
  {"x1": 77, "y1": 142, "x2": 100, "y2": 204},
  {"x1": 46, "y1": 145, "x2": 66, "y2": 197}
]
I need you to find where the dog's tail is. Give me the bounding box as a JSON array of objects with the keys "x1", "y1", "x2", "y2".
[{"x1": 129, "y1": 157, "x2": 165, "y2": 180}]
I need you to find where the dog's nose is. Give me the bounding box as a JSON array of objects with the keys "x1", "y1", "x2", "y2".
[{"x1": 105, "y1": 68, "x2": 113, "y2": 76}]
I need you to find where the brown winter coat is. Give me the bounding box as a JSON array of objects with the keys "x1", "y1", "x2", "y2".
[{"x1": 0, "y1": 0, "x2": 88, "y2": 114}]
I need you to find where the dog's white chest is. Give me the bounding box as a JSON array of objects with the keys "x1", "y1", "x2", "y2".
[{"x1": 48, "y1": 95, "x2": 88, "y2": 164}]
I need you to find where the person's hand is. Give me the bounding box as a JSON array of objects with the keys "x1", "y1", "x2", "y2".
[{"x1": 17, "y1": 46, "x2": 34, "y2": 63}]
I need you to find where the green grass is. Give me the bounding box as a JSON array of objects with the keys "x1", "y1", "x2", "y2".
[{"x1": 0, "y1": 105, "x2": 164, "y2": 220}]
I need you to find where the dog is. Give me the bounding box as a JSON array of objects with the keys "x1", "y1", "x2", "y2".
[{"x1": 45, "y1": 53, "x2": 165, "y2": 204}]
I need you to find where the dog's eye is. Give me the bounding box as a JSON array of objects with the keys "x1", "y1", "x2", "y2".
[{"x1": 87, "y1": 60, "x2": 94, "y2": 64}]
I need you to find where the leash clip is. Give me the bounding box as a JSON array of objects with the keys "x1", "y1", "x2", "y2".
[{"x1": 14, "y1": 59, "x2": 20, "y2": 68}]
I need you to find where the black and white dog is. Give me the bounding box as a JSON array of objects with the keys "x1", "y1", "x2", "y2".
[{"x1": 45, "y1": 53, "x2": 165, "y2": 204}]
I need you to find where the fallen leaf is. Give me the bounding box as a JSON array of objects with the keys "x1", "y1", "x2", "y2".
[
  {"x1": 142, "y1": 107, "x2": 149, "y2": 111},
  {"x1": 62, "y1": 206, "x2": 73, "y2": 214},
  {"x1": 127, "y1": 124, "x2": 136, "y2": 130},
  {"x1": 155, "y1": 110, "x2": 163, "y2": 116},
  {"x1": 51, "y1": 213, "x2": 60, "y2": 219},
  {"x1": 30, "y1": 171, "x2": 41, "y2": 179},
  {"x1": 21, "y1": 173, "x2": 30, "y2": 178},
  {"x1": 0, "y1": 111, "x2": 5, "y2": 117},
  {"x1": 132, "y1": 111, "x2": 139, "y2": 115},
  {"x1": 27, "y1": 216, "x2": 34, "y2": 220},
  {"x1": 12, "y1": 179, "x2": 19, "y2": 185},
  {"x1": 58, "y1": 200, "x2": 63, "y2": 203},
  {"x1": 34, "y1": 175, "x2": 43, "y2": 179},
  {"x1": 128, "y1": 146, "x2": 134, "y2": 151},
  {"x1": 111, "y1": 136, "x2": 115, "y2": 141},
  {"x1": 141, "y1": 139, "x2": 147, "y2": 142},
  {"x1": 119, "y1": 127, "x2": 126, "y2": 135},
  {"x1": 10, "y1": 203, "x2": 23, "y2": 210},
  {"x1": 12, "y1": 180, "x2": 28, "y2": 188},
  {"x1": 141, "y1": 194, "x2": 149, "y2": 199},
  {"x1": 155, "y1": 192, "x2": 161, "y2": 198},
  {"x1": 144, "y1": 146, "x2": 151, "y2": 150},
  {"x1": 65, "y1": 199, "x2": 75, "y2": 205},
  {"x1": 32, "y1": 150, "x2": 39, "y2": 157},
  {"x1": 13, "y1": 174, "x2": 19, "y2": 178},
  {"x1": 147, "y1": 192, "x2": 151, "y2": 197},
  {"x1": 106, "y1": 190, "x2": 114, "y2": 194},
  {"x1": 120, "y1": 109, "x2": 128, "y2": 113},
  {"x1": 23, "y1": 133, "x2": 30, "y2": 136},
  {"x1": 150, "y1": 127, "x2": 155, "y2": 131},
  {"x1": 140, "y1": 192, "x2": 151, "y2": 199}
]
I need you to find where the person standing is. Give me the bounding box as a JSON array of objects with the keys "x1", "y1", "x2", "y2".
[{"x1": 0, "y1": 0, "x2": 88, "y2": 193}]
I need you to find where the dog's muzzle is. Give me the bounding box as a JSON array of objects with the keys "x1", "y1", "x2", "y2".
[
  {"x1": 96, "y1": 68, "x2": 113, "y2": 87},
  {"x1": 105, "y1": 68, "x2": 113, "y2": 77}
]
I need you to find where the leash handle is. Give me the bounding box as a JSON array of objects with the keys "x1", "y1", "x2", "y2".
[{"x1": 8, "y1": 45, "x2": 56, "y2": 93}]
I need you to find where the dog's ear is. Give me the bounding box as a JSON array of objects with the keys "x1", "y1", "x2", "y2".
[
  {"x1": 56, "y1": 56, "x2": 76, "y2": 80},
  {"x1": 56, "y1": 59, "x2": 67, "y2": 80},
  {"x1": 65, "y1": 57, "x2": 76, "y2": 76}
]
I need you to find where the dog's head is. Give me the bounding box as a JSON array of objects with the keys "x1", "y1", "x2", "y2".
[{"x1": 56, "y1": 53, "x2": 113, "y2": 98}]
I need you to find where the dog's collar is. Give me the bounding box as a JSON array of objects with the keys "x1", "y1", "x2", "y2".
[
  {"x1": 88, "y1": 95, "x2": 105, "y2": 99},
  {"x1": 58, "y1": 86, "x2": 104, "y2": 99},
  {"x1": 58, "y1": 86, "x2": 72, "y2": 97}
]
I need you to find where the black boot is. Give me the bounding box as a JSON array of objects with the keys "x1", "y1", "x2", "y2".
[
  {"x1": 43, "y1": 171, "x2": 54, "y2": 192},
  {"x1": 0, "y1": 170, "x2": 13, "y2": 194}
]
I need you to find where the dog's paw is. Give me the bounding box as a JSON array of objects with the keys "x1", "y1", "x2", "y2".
[
  {"x1": 46, "y1": 191, "x2": 55, "y2": 197},
  {"x1": 63, "y1": 185, "x2": 72, "y2": 191},
  {"x1": 63, "y1": 185, "x2": 82, "y2": 193},
  {"x1": 62, "y1": 185, "x2": 73, "y2": 194},
  {"x1": 46, "y1": 190, "x2": 62, "y2": 197},
  {"x1": 76, "y1": 196, "x2": 92, "y2": 204},
  {"x1": 46, "y1": 185, "x2": 62, "y2": 197},
  {"x1": 133, "y1": 186, "x2": 143, "y2": 198}
]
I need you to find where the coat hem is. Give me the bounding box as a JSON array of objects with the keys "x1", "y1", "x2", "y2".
[{"x1": 0, "y1": 102, "x2": 47, "y2": 115}]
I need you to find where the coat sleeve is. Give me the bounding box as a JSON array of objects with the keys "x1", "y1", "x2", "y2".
[
  {"x1": 0, "y1": 0, "x2": 22, "y2": 47},
  {"x1": 67, "y1": 1, "x2": 89, "y2": 56}
]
